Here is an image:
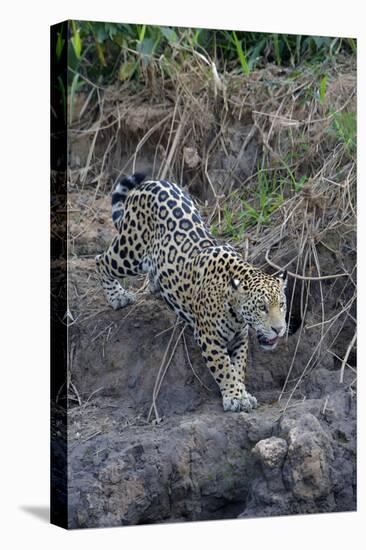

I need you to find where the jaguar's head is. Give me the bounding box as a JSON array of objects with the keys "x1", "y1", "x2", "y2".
[{"x1": 229, "y1": 268, "x2": 288, "y2": 350}]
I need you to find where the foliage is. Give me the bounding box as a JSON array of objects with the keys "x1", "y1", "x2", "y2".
[
  {"x1": 212, "y1": 168, "x2": 307, "y2": 240},
  {"x1": 330, "y1": 110, "x2": 356, "y2": 155},
  {"x1": 65, "y1": 20, "x2": 356, "y2": 87},
  {"x1": 61, "y1": 21, "x2": 356, "y2": 243},
  {"x1": 318, "y1": 75, "x2": 328, "y2": 104}
]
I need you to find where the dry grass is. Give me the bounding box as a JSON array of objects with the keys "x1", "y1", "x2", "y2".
[{"x1": 66, "y1": 50, "x2": 356, "y2": 417}]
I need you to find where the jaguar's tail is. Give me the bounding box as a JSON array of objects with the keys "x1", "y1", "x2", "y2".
[{"x1": 111, "y1": 172, "x2": 146, "y2": 229}]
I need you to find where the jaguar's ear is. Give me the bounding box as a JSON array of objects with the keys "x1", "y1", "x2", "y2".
[
  {"x1": 278, "y1": 270, "x2": 288, "y2": 289},
  {"x1": 230, "y1": 277, "x2": 241, "y2": 291}
]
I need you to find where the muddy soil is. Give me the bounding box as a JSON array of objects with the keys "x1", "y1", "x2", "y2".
[{"x1": 64, "y1": 190, "x2": 356, "y2": 528}]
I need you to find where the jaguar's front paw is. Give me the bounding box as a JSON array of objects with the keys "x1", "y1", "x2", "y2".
[
  {"x1": 222, "y1": 391, "x2": 258, "y2": 413},
  {"x1": 239, "y1": 391, "x2": 258, "y2": 412},
  {"x1": 223, "y1": 395, "x2": 242, "y2": 412}
]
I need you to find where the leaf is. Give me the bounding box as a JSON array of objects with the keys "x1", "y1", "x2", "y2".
[
  {"x1": 113, "y1": 32, "x2": 125, "y2": 47},
  {"x1": 138, "y1": 24, "x2": 146, "y2": 43},
  {"x1": 241, "y1": 200, "x2": 258, "y2": 219},
  {"x1": 331, "y1": 111, "x2": 356, "y2": 154},
  {"x1": 160, "y1": 26, "x2": 178, "y2": 43},
  {"x1": 295, "y1": 175, "x2": 307, "y2": 192},
  {"x1": 57, "y1": 75, "x2": 67, "y2": 120},
  {"x1": 56, "y1": 32, "x2": 65, "y2": 61},
  {"x1": 248, "y1": 38, "x2": 266, "y2": 70},
  {"x1": 105, "y1": 23, "x2": 118, "y2": 40},
  {"x1": 272, "y1": 34, "x2": 281, "y2": 65},
  {"x1": 71, "y1": 28, "x2": 82, "y2": 59},
  {"x1": 312, "y1": 36, "x2": 322, "y2": 49},
  {"x1": 232, "y1": 32, "x2": 250, "y2": 76},
  {"x1": 119, "y1": 60, "x2": 137, "y2": 81},
  {"x1": 95, "y1": 41, "x2": 106, "y2": 66},
  {"x1": 192, "y1": 29, "x2": 202, "y2": 46},
  {"x1": 319, "y1": 75, "x2": 328, "y2": 104},
  {"x1": 69, "y1": 73, "x2": 80, "y2": 124},
  {"x1": 137, "y1": 37, "x2": 155, "y2": 67},
  {"x1": 312, "y1": 36, "x2": 328, "y2": 49},
  {"x1": 346, "y1": 37, "x2": 357, "y2": 53},
  {"x1": 91, "y1": 22, "x2": 107, "y2": 43}
]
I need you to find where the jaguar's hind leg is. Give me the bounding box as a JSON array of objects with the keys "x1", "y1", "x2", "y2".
[{"x1": 95, "y1": 253, "x2": 136, "y2": 310}]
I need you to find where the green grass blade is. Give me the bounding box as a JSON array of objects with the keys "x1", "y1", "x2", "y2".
[
  {"x1": 232, "y1": 32, "x2": 250, "y2": 76},
  {"x1": 56, "y1": 32, "x2": 65, "y2": 61},
  {"x1": 272, "y1": 34, "x2": 281, "y2": 65},
  {"x1": 319, "y1": 75, "x2": 328, "y2": 104},
  {"x1": 70, "y1": 21, "x2": 82, "y2": 59},
  {"x1": 69, "y1": 73, "x2": 80, "y2": 124}
]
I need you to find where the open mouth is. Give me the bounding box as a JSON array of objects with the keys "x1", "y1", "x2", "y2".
[{"x1": 257, "y1": 333, "x2": 279, "y2": 349}]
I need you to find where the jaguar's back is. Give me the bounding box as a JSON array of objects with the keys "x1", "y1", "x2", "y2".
[{"x1": 97, "y1": 173, "x2": 216, "y2": 322}]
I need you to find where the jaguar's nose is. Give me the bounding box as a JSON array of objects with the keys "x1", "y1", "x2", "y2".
[{"x1": 271, "y1": 325, "x2": 286, "y2": 337}]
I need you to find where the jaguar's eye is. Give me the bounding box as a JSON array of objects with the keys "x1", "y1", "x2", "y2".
[
  {"x1": 259, "y1": 303, "x2": 268, "y2": 313},
  {"x1": 279, "y1": 301, "x2": 285, "y2": 309}
]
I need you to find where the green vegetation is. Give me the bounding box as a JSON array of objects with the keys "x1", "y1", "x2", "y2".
[
  {"x1": 319, "y1": 75, "x2": 328, "y2": 104},
  {"x1": 212, "y1": 169, "x2": 307, "y2": 240},
  {"x1": 59, "y1": 21, "x2": 356, "y2": 244},
  {"x1": 330, "y1": 110, "x2": 356, "y2": 155},
  {"x1": 65, "y1": 21, "x2": 356, "y2": 87}
]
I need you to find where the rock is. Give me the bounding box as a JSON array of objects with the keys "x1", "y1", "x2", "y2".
[
  {"x1": 240, "y1": 408, "x2": 355, "y2": 519},
  {"x1": 252, "y1": 437, "x2": 288, "y2": 472},
  {"x1": 64, "y1": 253, "x2": 356, "y2": 527},
  {"x1": 283, "y1": 417, "x2": 333, "y2": 501},
  {"x1": 183, "y1": 146, "x2": 201, "y2": 168},
  {"x1": 68, "y1": 413, "x2": 257, "y2": 527},
  {"x1": 279, "y1": 411, "x2": 325, "y2": 439}
]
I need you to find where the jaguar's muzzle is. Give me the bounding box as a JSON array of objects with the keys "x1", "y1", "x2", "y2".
[{"x1": 257, "y1": 332, "x2": 279, "y2": 350}]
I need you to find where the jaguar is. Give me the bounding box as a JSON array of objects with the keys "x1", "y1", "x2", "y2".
[{"x1": 96, "y1": 172, "x2": 287, "y2": 412}]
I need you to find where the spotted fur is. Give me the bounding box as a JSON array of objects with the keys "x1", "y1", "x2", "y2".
[{"x1": 96, "y1": 173, "x2": 287, "y2": 412}]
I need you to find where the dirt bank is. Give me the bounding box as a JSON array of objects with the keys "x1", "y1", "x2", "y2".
[
  {"x1": 64, "y1": 195, "x2": 356, "y2": 528},
  {"x1": 59, "y1": 56, "x2": 357, "y2": 528}
]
